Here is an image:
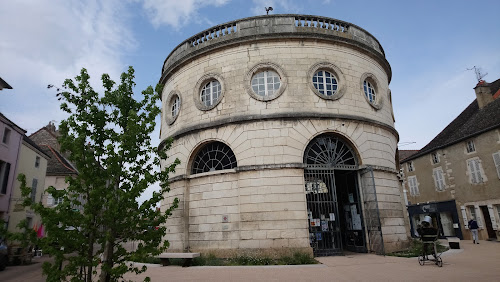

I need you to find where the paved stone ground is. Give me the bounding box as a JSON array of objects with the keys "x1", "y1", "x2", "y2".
[{"x1": 1, "y1": 240, "x2": 499, "y2": 281}]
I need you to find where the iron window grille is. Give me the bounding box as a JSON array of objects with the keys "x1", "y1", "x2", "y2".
[
  {"x1": 191, "y1": 141, "x2": 237, "y2": 174},
  {"x1": 304, "y1": 135, "x2": 357, "y2": 169}
]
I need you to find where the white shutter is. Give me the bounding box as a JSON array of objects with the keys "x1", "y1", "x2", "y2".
[
  {"x1": 461, "y1": 206, "x2": 468, "y2": 229},
  {"x1": 468, "y1": 159, "x2": 478, "y2": 184},
  {"x1": 493, "y1": 152, "x2": 500, "y2": 179},
  {"x1": 474, "y1": 159, "x2": 483, "y2": 182},
  {"x1": 438, "y1": 169, "x2": 445, "y2": 190},
  {"x1": 47, "y1": 194, "x2": 54, "y2": 206},
  {"x1": 432, "y1": 170, "x2": 438, "y2": 190},
  {"x1": 487, "y1": 205, "x2": 497, "y2": 230},
  {"x1": 474, "y1": 205, "x2": 483, "y2": 228}
]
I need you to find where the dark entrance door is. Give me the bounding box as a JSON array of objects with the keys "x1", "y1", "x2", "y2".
[
  {"x1": 480, "y1": 206, "x2": 497, "y2": 239},
  {"x1": 303, "y1": 134, "x2": 367, "y2": 256}
]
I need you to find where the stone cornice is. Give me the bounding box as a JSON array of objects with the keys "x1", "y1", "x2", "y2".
[{"x1": 159, "y1": 112, "x2": 398, "y2": 150}]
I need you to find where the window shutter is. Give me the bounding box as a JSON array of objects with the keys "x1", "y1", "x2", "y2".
[
  {"x1": 461, "y1": 206, "x2": 468, "y2": 229},
  {"x1": 474, "y1": 205, "x2": 483, "y2": 228},
  {"x1": 487, "y1": 205, "x2": 497, "y2": 230},
  {"x1": 468, "y1": 159, "x2": 478, "y2": 184},
  {"x1": 474, "y1": 159, "x2": 482, "y2": 182},
  {"x1": 438, "y1": 169, "x2": 445, "y2": 190},
  {"x1": 493, "y1": 152, "x2": 500, "y2": 179},
  {"x1": 47, "y1": 194, "x2": 54, "y2": 206},
  {"x1": 31, "y1": 179, "x2": 38, "y2": 202},
  {"x1": 432, "y1": 170, "x2": 438, "y2": 190}
]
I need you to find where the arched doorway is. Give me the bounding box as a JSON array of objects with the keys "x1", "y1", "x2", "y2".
[{"x1": 304, "y1": 134, "x2": 367, "y2": 256}]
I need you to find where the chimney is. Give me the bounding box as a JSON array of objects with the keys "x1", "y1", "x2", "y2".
[{"x1": 474, "y1": 80, "x2": 495, "y2": 109}]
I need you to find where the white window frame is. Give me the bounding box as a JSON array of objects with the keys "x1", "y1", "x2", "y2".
[
  {"x1": 407, "y1": 175, "x2": 419, "y2": 196},
  {"x1": 200, "y1": 80, "x2": 221, "y2": 107},
  {"x1": 431, "y1": 152, "x2": 440, "y2": 164},
  {"x1": 407, "y1": 161, "x2": 414, "y2": 172},
  {"x1": 252, "y1": 70, "x2": 281, "y2": 97},
  {"x1": 466, "y1": 140, "x2": 476, "y2": 153},
  {"x1": 467, "y1": 157, "x2": 486, "y2": 184},
  {"x1": 492, "y1": 151, "x2": 500, "y2": 179},
  {"x1": 312, "y1": 70, "x2": 338, "y2": 97},
  {"x1": 171, "y1": 96, "x2": 180, "y2": 118},
  {"x1": 432, "y1": 167, "x2": 446, "y2": 191},
  {"x1": 363, "y1": 80, "x2": 376, "y2": 103}
]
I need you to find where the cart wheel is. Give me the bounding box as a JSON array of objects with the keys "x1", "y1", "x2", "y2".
[
  {"x1": 436, "y1": 257, "x2": 443, "y2": 267},
  {"x1": 418, "y1": 255, "x2": 424, "y2": 266}
]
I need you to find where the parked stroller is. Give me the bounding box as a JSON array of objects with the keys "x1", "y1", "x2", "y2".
[{"x1": 417, "y1": 216, "x2": 443, "y2": 267}]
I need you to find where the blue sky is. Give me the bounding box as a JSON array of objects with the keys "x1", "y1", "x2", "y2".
[{"x1": 1, "y1": 0, "x2": 499, "y2": 201}]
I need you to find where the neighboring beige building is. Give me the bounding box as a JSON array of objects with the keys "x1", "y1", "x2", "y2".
[
  {"x1": 400, "y1": 78, "x2": 500, "y2": 241},
  {"x1": 29, "y1": 123, "x2": 77, "y2": 208},
  {"x1": 7, "y1": 136, "x2": 50, "y2": 233},
  {"x1": 159, "y1": 15, "x2": 409, "y2": 256}
]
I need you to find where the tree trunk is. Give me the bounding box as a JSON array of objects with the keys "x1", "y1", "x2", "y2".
[{"x1": 99, "y1": 236, "x2": 115, "y2": 282}]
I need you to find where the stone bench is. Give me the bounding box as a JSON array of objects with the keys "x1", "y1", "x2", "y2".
[{"x1": 156, "y1": 253, "x2": 200, "y2": 267}]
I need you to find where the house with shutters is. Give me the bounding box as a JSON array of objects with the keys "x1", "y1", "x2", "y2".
[
  {"x1": 400, "y1": 78, "x2": 500, "y2": 241},
  {"x1": 29, "y1": 122, "x2": 78, "y2": 208}
]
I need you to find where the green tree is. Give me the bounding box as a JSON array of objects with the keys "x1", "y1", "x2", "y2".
[{"x1": 22, "y1": 66, "x2": 179, "y2": 281}]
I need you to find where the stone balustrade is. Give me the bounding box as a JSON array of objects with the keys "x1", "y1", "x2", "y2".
[{"x1": 160, "y1": 14, "x2": 387, "y2": 85}]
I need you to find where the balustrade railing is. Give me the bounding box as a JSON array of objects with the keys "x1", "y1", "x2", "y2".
[
  {"x1": 295, "y1": 16, "x2": 349, "y2": 33},
  {"x1": 189, "y1": 22, "x2": 238, "y2": 47}
]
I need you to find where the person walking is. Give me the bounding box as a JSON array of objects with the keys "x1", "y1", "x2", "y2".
[{"x1": 468, "y1": 218, "x2": 479, "y2": 244}]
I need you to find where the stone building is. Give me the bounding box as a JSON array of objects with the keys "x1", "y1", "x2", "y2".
[
  {"x1": 30, "y1": 123, "x2": 78, "y2": 208},
  {"x1": 159, "y1": 15, "x2": 409, "y2": 256},
  {"x1": 400, "y1": 78, "x2": 500, "y2": 241}
]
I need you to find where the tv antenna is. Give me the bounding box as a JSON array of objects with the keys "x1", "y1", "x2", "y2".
[
  {"x1": 466, "y1": 66, "x2": 488, "y2": 82},
  {"x1": 265, "y1": 7, "x2": 273, "y2": 15}
]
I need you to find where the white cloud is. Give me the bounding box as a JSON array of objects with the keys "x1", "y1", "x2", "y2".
[
  {"x1": 0, "y1": 0, "x2": 136, "y2": 133},
  {"x1": 141, "y1": 0, "x2": 231, "y2": 29}
]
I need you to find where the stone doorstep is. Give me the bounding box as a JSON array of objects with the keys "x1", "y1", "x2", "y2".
[{"x1": 157, "y1": 252, "x2": 200, "y2": 259}]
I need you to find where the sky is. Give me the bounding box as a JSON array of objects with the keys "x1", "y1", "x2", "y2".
[{"x1": 1, "y1": 0, "x2": 500, "y2": 202}]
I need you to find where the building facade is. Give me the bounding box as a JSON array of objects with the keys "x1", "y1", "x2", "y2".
[
  {"x1": 7, "y1": 136, "x2": 49, "y2": 233},
  {"x1": 159, "y1": 15, "x2": 409, "y2": 256},
  {"x1": 30, "y1": 123, "x2": 78, "y2": 208},
  {"x1": 401, "y1": 79, "x2": 500, "y2": 241},
  {"x1": 0, "y1": 113, "x2": 25, "y2": 225}
]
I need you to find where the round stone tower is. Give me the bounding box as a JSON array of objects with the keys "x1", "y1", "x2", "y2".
[{"x1": 159, "y1": 14, "x2": 408, "y2": 256}]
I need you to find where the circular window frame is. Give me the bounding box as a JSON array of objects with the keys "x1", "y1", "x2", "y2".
[
  {"x1": 194, "y1": 73, "x2": 225, "y2": 111},
  {"x1": 165, "y1": 91, "x2": 182, "y2": 125},
  {"x1": 360, "y1": 72, "x2": 383, "y2": 110},
  {"x1": 244, "y1": 62, "x2": 287, "y2": 102},
  {"x1": 308, "y1": 62, "x2": 346, "y2": 101}
]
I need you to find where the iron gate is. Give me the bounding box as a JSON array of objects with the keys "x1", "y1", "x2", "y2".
[
  {"x1": 305, "y1": 168, "x2": 342, "y2": 256},
  {"x1": 359, "y1": 166, "x2": 385, "y2": 255}
]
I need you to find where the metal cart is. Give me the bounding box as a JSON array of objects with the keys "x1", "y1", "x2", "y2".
[{"x1": 418, "y1": 233, "x2": 443, "y2": 267}]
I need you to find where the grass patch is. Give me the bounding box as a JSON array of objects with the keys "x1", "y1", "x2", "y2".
[
  {"x1": 387, "y1": 239, "x2": 448, "y2": 258},
  {"x1": 131, "y1": 252, "x2": 318, "y2": 266}
]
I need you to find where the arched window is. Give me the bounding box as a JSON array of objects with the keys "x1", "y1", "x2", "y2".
[
  {"x1": 304, "y1": 134, "x2": 358, "y2": 168},
  {"x1": 191, "y1": 141, "x2": 237, "y2": 174}
]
